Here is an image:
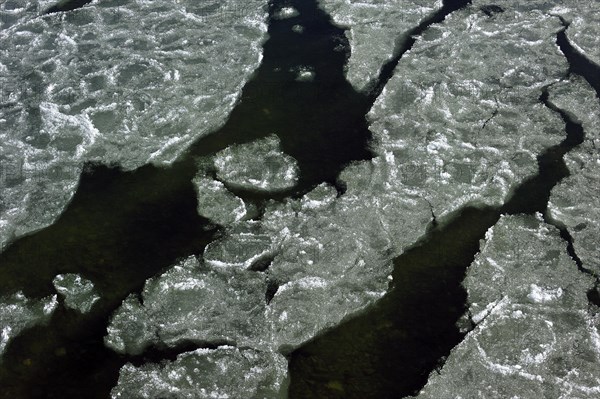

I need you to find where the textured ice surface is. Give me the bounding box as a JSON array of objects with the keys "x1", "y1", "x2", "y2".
[
  {"x1": 105, "y1": 256, "x2": 268, "y2": 355},
  {"x1": 548, "y1": 76, "x2": 600, "y2": 274},
  {"x1": 319, "y1": 0, "x2": 442, "y2": 90},
  {"x1": 416, "y1": 215, "x2": 600, "y2": 399},
  {"x1": 213, "y1": 135, "x2": 299, "y2": 192},
  {"x1": 111, "y1": 346, "x2": 288, "y2": 399},
  {"x1": 274, "y1": 5, "x2": 299, "y2": 20},
  {"x1": 0, "y1": 291, "x2": 57, "y2": 359},
  {"x1": 107, "y1": 174, "x2": 430, "y2": 358},
  {"x1": 193, "y1": 176, "x2": 247, "y2": 226},
  {"x1": 52, "y1": 273, "x2": 100, "y2": 313},
  {"x1": 203, "y1": 221, "x2": 275, "y2": 269},
  {"x1": 104, "y1": 294, "x2": 157, "y2": 356},
  {"x1": 0, "y1": 0, "x2": 268, "y2": 250},
  {"x1": 316, "y1": 0, "x2": 443, "y2": 91},
  {"x1": 471, "y1": 0, "x2": 600, "y2": 66},
  {"x1": 547, "y1": 76, "x2": 600, "y2": 137},
  {"x1": 367, "y1": 5, "x2": 567, "y2": 220}
]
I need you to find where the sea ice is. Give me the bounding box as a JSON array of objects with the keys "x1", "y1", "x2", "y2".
[
  {"x1": 416, "y1": 215, "x2": 600, "y2": 399},
  {"x1": 0, "y1": 291, "x2": 57, "y2": 359},
  {"x1": 111, "y1": 346, "x2": 288, "y2": 399},
  {"x1": 547, "y1": 76, "x2": 600, "y2": 274},
  {"x1": 104, "y1": 294, "x2": 157, "y2": 356},
  {"x1": 547, "y1": 1, "x2": 600, "y2": 68},
  {"x1": 316, "y1": 0, "x2": 443, "y2": 91},
  {"x1": 213, "y1": 135, "x2": 299, "y2": 192},
  {"x1": 565, "y1": 12, "x2": 600, "y2": 68},
  {"x1": 107, "y1": 5, "x2": 573, "y2": 376},
  {"x1": 52, "y1": 273, "x2": 100, "y2": 313},
  {"x1": 0, "y1": 0, "x2": 269, "y2": 251}
]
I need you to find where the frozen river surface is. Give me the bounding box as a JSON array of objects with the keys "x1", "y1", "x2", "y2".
[{"x1": 0, "y1": 0, "x2": 599, "y2": 398}]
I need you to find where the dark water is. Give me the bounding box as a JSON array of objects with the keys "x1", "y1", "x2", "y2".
[
  {"x1": 1, "y1": 0, "x2": 597, "y2": 398},
  {"x1": 45, "y1": 0, "x2": 94, "y2": 15}
]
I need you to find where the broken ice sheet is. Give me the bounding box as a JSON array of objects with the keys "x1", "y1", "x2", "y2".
[
  {"x1": 52, "y1": 273, "x2": 100, "y2": 313},
  {"x1": 367, "y1": 5, "x2": 568, "y2": 221},
  {"x1": 416, "y1": 215, "x2": 600, "y2": 399},
  {"x1": 548, "y1": 75, "x2": 600, "y2": 274},
  {"x1": 107, "y1": 5, "x2": 579, "y2": 393},
  {"x1": 107, "y1": 156, "x2": 433, "y2": 394},
  {"x1": 104, "y1": 294, "x2": 157, "y2": 356},
  {"x1": 213, "y1": 135, "x2": 299, "y2": 192},
  {"x1": 316, "y1": 0, "x2": 444, "y2": 91},
  {"x1": 0, "y1": 292, "x2": 57, "y2": 359},
  {"x1": 111, "y1": 346, "x2": 288, "y2": 399},
  {"x1": 0, "y1": 0, "x2": 269, "y2": 250}
]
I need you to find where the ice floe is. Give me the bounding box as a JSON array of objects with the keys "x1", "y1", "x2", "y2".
[{"x1": 0, "y1": 0, "x2": 269, "y2": 250}]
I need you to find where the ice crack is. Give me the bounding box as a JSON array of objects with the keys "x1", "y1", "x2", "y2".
[{"x1": 367, "y1": 0, "x2": 473, "y2": 101}]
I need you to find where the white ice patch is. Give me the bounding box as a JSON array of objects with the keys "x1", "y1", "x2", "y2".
[
  {"x1": 527, "y1": 284, "x2": 563, "y2": 304},
  {"x1": 294, "y1": 66, "x2": 315, "y2": 82}
]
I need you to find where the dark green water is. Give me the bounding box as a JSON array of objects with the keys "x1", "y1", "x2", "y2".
[{"x1": 1, "y1": 0, "x2": 597, "y2": 398}]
